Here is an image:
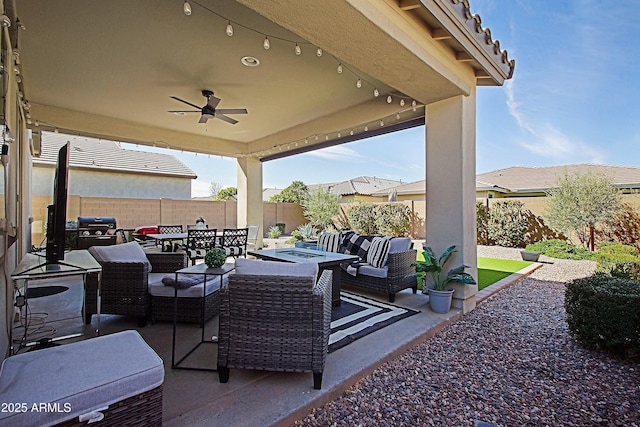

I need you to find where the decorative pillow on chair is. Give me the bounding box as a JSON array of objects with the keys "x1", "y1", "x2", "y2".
[
  {"x1": 88, "y1": 241, "x2": 153, "y2": 272},
  {"x1": 366, "y1": 236, "x2": 392, "y2": 268},
  {"x1": 341, "y1": 233, "x2": 377, "y2": 260}
]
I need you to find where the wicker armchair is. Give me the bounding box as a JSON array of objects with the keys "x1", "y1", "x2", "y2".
[
  {"x1": 217, "y1": 265, "x2": 332, "y2": 390},
  {"x1": 86, "y1": 242, "x2": 187, "y2": 327}
]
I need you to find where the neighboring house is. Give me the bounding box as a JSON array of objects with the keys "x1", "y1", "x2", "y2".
[
  {"x1": 373, "y1": 164, "x2": 640, "y2": 201},
  {"x1": 263, "y1": 188, "x2": 282, "y2": 201},
  {"x1": 309, "y1": 176, "x2": 403, "y2": 202},
  {"x1": 476, "y1": 165, "x2": 640, "y2": 198},
  {"x1": 33, "y1": 133, "x2": 197, "y2": 199}
]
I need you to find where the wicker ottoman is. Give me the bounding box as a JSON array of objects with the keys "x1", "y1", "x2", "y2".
[
  {"x1": 149, "y1": 273, "x2": 225, "y2": 326},
  {"x1": 0, "y1": 330, "x2": 164, "y2": 427}
]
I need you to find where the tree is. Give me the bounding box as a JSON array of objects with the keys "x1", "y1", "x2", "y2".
[
  {"x1": 216, "y1": 187, "x2": 237, "y2": 201},
  {"x1": 209, "y1": 181, "x2": 223, "y2": 199},
  {"x1": 301, "y1": 187, "x2": 341, "y2": 230},
  {"x1": 487, "y1": 200, "x2": 529, "y2": 247},
  {"x1": 270, "y1": 180, "x2": 308, "y2": 203},
  {"x1": 545, "y1": 172, "x2": 621, "y2": 250}
]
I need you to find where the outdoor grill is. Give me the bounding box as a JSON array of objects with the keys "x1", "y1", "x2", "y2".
[{"x1": 77, "y1": 216, "x2": 117, "y2": 249}]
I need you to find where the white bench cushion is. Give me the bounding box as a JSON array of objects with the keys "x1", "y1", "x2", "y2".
[{"x1": 0, "y1": 330, "x2": 163, "y2": 427}]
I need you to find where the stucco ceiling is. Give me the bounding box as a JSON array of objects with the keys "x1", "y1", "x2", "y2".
[{"x1": 9, "y1": 0, "x2": 512, "y2": 160}]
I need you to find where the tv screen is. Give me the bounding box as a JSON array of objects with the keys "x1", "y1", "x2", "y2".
[{"x1": 45, "y1": 142, "x2": 70, "y2": 263}]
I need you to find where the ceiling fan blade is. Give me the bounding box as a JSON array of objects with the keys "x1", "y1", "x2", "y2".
[
  {"x1": 215, "y1": 108, "x2": 248, "y2": 115},
  {"x1": 199, "y1": 114, "x2": 214, "y2": 124},
  {"x1": 170, "y1": 96, "x2": 202, "y2": 110},
  {"x1": 207, "y1": 96, "x2": 221, "y2": 109},
  {"x1": 215, "y1": 113, "x2": 239, "y2": 125},
  {"x1": 167, "y1": 109, "x2": 199, "y2": 113}
]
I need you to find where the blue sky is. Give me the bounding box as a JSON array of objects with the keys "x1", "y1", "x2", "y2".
[{"x1": 124, "y1": 0, "x2": 639, "y2": 197}]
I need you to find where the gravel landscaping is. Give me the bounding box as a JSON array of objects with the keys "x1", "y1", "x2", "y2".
[{"x1": 294, "y1": 246, "x2": 640, "y2": 427}]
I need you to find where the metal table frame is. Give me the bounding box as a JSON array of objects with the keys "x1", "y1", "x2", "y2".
[{"x1": 171, "y1": 262, "x2": 235, "y2": 372}]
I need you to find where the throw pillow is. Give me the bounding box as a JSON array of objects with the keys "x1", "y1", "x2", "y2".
[
  {"x1": 367, "y1": 236, "x2": 392, "y2": 268},
  {"x1": 317, "y1": 232, "x2": 341, "y2": 253},
  {"x1": 162, "y1": 274, "x2": 205, "y2": 289}
]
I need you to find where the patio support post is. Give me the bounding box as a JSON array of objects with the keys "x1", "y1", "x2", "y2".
[
  {"x1": 236, "y1": 157, "x2": 263, "y2": 248},
  {"x1": 425, "y1": 91, "x2": 478, "y2": 314}
]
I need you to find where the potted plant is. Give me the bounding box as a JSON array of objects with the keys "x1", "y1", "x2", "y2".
[
  {"x1": 414, "y1": 245, "x2": 476, "y2": 313},
  {"x1": 204, "y1": 248, "x2": 227, "y2": 269}
]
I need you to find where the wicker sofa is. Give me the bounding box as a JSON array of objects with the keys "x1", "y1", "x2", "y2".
[
  {"x1": 217, "y1": 258, "x2": 332, "y2": 389},
  {"x1": 86, "y1": 242, "x2": 187, "y2": 327},
  {"x1": 317, "y1": 232, "x2": 418, "y2": 302}
]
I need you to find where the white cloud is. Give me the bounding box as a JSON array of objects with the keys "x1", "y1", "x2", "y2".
[
  {"x1": 306, "y1": 145, "x2": 366, "y2": 161},
  {"x1": 517, "y1": 124, "x2": 605, "y2": 164}
]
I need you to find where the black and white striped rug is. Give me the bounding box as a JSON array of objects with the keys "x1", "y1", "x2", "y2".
[{"x1": 329, "y1": 292, "x2": 419, "y2": 353}]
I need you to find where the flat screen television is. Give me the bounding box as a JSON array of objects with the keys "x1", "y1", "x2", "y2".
[{"x1": 45, "y1": 142, "x2": 70, "y2": 264}]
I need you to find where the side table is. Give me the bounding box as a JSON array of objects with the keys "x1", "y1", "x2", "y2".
[{"x1": 171, "y1": 262, "x2": 235, "y2": 371}]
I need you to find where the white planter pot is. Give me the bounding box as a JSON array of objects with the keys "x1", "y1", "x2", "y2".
[
  {"x1": 520, "y1": 250, "x2": 540, "y2": 262},
  {"x1": 426, "y1": 288, "x2": 454, "y2": 314}
]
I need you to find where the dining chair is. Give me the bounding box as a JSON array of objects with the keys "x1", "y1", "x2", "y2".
[
  {"x1": 157, "y1": 224, "x2": 184, "y2": 252},
  {"x1": 220, "y1": 228, "x2": 249, "y2": 258},
  {"x1": 246, "y1": 225, "x2": 260, "y2": 251},
  {"x1": 185, "y1": 228, "x2": 218, "y2": 265}
]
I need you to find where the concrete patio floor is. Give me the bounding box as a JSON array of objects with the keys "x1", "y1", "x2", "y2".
[{"x1": 16, "y1": 259, "x2": 539, "y2": 426}]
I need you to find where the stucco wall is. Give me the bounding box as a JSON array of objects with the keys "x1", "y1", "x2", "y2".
[
  {"x1": 30, "y1": 196, "x2": 306, "y2": 245},
  {"x1": 32, "y1": 167, "x2": 192, "y2": 199}
]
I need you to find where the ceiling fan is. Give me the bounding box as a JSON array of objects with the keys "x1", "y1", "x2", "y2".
[{"x1": 168, "y1": 90, "x2": 248, "y2": 124}]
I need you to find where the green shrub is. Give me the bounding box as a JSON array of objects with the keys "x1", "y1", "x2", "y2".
[
  {"x1": 487, "y1": 200, "x2": 528, "y2": 247},
  {"x1": 526, "y1": 239, "x2": 596, "y2": 260},
  {"x1": 476, "y1": 201, "x2": 492, "y2": 245},
  {"x1": 347, "y1": 203, "x2": 377, "y2": 235},
  {"x1": 565, "y1": 273, "x2": 640, "y2": 355},
  {"x1": 268, "y1": 225, "x2": 282, "y2": 239},
  {"x1": 204, "y1": 248, "x2": 227, "y2": 268},
  {"x1": 288, "y1": 223, "x2": 318, "y2": 243},
  {"x1": 375, "y1": 204, "x2": 410, "y2": 237},
  {"x1": 596, "y1": 243, "x2": 640, "y2": 279}
]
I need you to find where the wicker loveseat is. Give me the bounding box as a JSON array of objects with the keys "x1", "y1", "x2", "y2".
[
  {"x1": 217, "y1": 258, "x2": 332, "y2": 389},
  {"x1": 317, "y1": 232, "x2": 418, "y2": 302},
  {"x1": 86, "y1": 242, "x2": 187, "y2": 327}
]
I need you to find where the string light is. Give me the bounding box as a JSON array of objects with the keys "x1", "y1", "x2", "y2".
[
  {"x1": 356, "y1": 78, "x2": 362, "y2": 88},
  {"x1": 225, "y1": 21, "x2": 234, "y2": 36},
  {"x1": 387, "y1": 95, "x2": 393, "y2": 104},
  {"x1": 337, "y1": 64, "x2": 343, "y2": 74},
  {"x1": 316, "y1": 48, "x2": 323, "y2": 57},
  {"x1": 400, "y1": 99, "x2": 405, "y2": 107},
  {"x1": 183, "y1": 1, "x2": 192, "y2": 16},
  {"x1": 373, "y1": 88, "x2": 379, "y2": 97},
  {"x1": 263, "y1": 36, "x2": 270, "y2": 50},
  {"x1": 295, "y1": 44, "x2": 302, "y2": 55}
]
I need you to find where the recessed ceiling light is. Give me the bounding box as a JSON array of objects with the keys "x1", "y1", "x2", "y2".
[{"x1": 241, "y1": 56, "x2": 260, "y2": 67}]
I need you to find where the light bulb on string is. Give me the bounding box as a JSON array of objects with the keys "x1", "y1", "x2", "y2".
[
  {"x1": 356, "y1": 78, "x2": 362, "y2": 88},
  {"x1": 325, "y1": 135, "x2": 329, "y2": 140},
  {"x1": 412, "y1": 100, "x2": 417, "y2": 111},
  {"x1": 337, "y1": 64, "x2": 343, "y2": 74},
  {"x1": 316, "y1": 48, "x2": 323, "y2": 57},
  {"x1": 396, "y1": 113, "x2": 401, "y2": 120},
  {"x1": 387, "y1": 95, "x2": 392, "y2": 104},
  {"x1": 295, "y1": 44, "x2": 302, "y2": 55},
  {"x1": 183, "y1": 1, "x2": 192, "y2": 16},
  {"x1": 400, "y1": 99, "x2": 405, "y2": 107},
  {"x1": 373, "y1": 88, "x2": 379, "y2": 97},
  {"x1": 226, "y1": 22, "x2": 234, "y2": 36},
  {"x1": 380, "y1": 120, "x2": 384, "y2": 127},
  {"x1": 350, "y1": 130, "x2": 354, "y2": 136},
  {"x1": 364, "y1": 125, "x2": 369, "y2": 131},
  {"x1": 337, "y1": 132, "x2": 341, "y2": 138},
  {"x1": 263, "y1": 36, "x2": 270, "y2": 50}
]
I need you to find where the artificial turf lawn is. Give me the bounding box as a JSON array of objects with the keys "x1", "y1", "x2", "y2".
[{"x1": 416, "y1": 251, "x2": 532, "y2": 291}]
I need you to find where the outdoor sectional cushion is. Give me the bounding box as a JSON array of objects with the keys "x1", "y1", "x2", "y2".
[
  {"x1": 357, "y1": 264, "x2": 389, "y2": 278},
  {"x1": 389, "y1": 237, "x2": 412, "y2": 253},
  {"x1": 235, "y1": 257, "x2": 318, "y2": 278},
  {"x1": 149, "y1": 275, "x2": 225, "y2": 298},
  {"x1": 0, "y1": 330, "x2": 163, "y2": 427},
  {"x1": 88, "y1": 241, "x2": 153, "y2": 272}
]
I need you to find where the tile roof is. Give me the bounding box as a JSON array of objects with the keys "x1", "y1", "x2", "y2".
[
  {"x1": 476, "y1": 165, "x2": 640, "y2": 192},
  {"x1": 33, "y1": 132, "x2": 197, "y2": 178},
  {"x1": 310, "y1": 176, "x2": 403, "y2": 196}
]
